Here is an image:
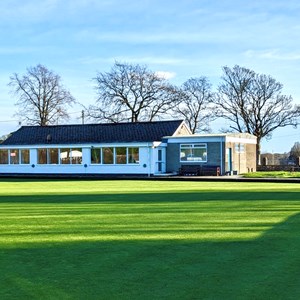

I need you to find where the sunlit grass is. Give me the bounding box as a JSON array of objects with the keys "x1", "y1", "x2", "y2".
[
  {"x1": 1, "y1": 178, "x2": 300, "y2": 194},
  {"x1": 0, "y1": 201, "x2": 292, "y2": 246},
  {"x1": 0, "y1": 180, "x2": 300, "y2": 299},
  {"x1": 243, "y1": 171, "x2": 300, "y2": 178},
  {"x1": 0, "y1": 180, "x2": 299, "y2": 246}
]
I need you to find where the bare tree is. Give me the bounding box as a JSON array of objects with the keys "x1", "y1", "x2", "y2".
[
  {"x1": 289, "y1": 142, "x2": 300, "y2": 165},
  {"x1": 0, "y1": 133, "x2": 11, "y2": 143},
  {"x1": 9, "y1": 64, "x2": 76, "y2": 126},
  {"x1": 88, "y1": 62, "x2": 179, "y2": 123},
  {"x1": 174, "y1": 77, "x2": 214, "y2": 133},
  {"x1": 214, "y1": 65, "x2": 300, "y2": 165}
]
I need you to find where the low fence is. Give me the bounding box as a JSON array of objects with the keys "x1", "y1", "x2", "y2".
[{"x1": 257, "y1": 165, "x2": 300, "y2": 172}]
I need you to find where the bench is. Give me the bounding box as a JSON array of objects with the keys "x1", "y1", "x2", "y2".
[
  {"x1": 179, "y1": 165, "x2": 220, "y2": 176},
  {"x1": 199, "y1": 165, "x2": 220, "y2": 176},
  {"x1": 179, "y1": 165, "x2": 200, "y2": 176}
]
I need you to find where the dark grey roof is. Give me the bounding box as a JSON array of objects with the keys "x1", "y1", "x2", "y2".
[{"x1": 1, "y1": 120, "x2": 184, "y2": 146}]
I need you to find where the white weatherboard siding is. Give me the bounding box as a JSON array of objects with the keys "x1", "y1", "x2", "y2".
[{"x1": 0, "y1": 143, "x2": 161, "y2": 175}]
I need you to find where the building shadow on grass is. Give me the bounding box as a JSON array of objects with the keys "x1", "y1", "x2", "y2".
[
  {"x1": 0, "y1": 207, "x2": 300, "y2": 299},
  {"x1": 0, "y1": 190, "x2": 300, "y2": 204}
]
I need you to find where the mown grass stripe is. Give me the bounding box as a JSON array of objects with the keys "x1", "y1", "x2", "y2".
[{"x1": 0, "y1": 180, "x2": 299, "y2": 299}]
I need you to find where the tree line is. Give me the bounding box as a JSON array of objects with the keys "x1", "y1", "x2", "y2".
[{"x1": 8, "y1": 62, "x2": 300, "y2": 164}]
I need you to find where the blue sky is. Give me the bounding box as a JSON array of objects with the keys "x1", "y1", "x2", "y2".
[{"x1": 1, "y1": 0, "x2": 300, "y2": 153}]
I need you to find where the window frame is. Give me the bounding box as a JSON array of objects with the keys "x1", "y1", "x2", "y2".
[
  {"x1": 49, "y1": 148, "x2": 59, "y2": 164},
  {"x1": 38, "y1": 148, "x2": 47, "y2": 164},
  {"x1": 37, "y1": 148, "x2": 83, "y2": 165},
  {"x1": 20, "y1": 149, "x2": 30, "y2": 165},
  {"x1": 116, "y1": 147, "x2": 127, "y2": 164},
  {"x1": 90, "y1": 147, "x2": 140, "y2": 165},
  {"x1": 91, "y1": 147, "x2": 101, "y2": 164},
  {"x1": 128, "y1": 147, "x2": 139, "y2": 164},
  {"x1": 10, "y1": 149, "x2": 20, "y2": 164},
  {"x1": 0, "y1": 149, "x2": 9, "y2": 164},
  {"x1": 71, "y1": 148, "x2": 83, "y2": 165},
  {"x1": 180, "y1": 143, "x2": 207, "y2": 163},
  {"x1": 102, "y1": 147, "x2": 114, "y2": 164}
]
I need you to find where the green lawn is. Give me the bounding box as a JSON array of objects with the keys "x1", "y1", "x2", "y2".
[
  {"x1": 0, "y1": 180, "x2": 300, "y2": 299},
  {"x1": 243, "y1": 171, "x2": 300, "y2": 178}
]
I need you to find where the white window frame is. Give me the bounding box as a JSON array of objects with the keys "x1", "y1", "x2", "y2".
[
  {"x1": 180, "y1": 144, "x2": 207, "y2": 163},
  {"x1": 90, "y1": 147, "x2": 140, "y2": 165}
]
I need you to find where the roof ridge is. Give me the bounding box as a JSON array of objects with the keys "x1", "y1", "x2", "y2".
[{"x1": 19, "y1": 119, "x2": 184, "y2": 129}]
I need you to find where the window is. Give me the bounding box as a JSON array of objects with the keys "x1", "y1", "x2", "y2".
[
  {"x1": 102, "y1": 147, "x2": 114, "y2": 164},
  {"x1": 0, "y1": 149, "x2": 30, "y2": 165},
  {"x1": 49, "y1": 149, "x2": 59, "y2": 164},
  {"x1": 38, "y1": 149, "x2": 47, "y2": 164},
  {"x1": 91, "y1": 148, "x2": 101, "y2": 164},
  {"x1": 158, "y1": 149, "x2": 162, "y2": 172},
  {"x1": 0, "y1": 150, "x2": 8, "y2": 164},
  {"x1": 158, "y1": 149, "x2": 162, "y2": 161},
  {"x1": 158, "y1": 162, "x2": 162, "y2": 172},
  {"x1": 60, "y1": 148, "x2": 71, "y2": 164},
  {"x1": 180, "y1": 144, "x2": 207, "y2": 162},
  {"x1": 10, "y1": 149, "x2": 19, "y2": 164},
  {"x1": 71, "y1": 148, "x2": 82, "y2": 164},
  {"x1": 90, "y1": 147, "x2": 139, "y2": 165},
  {"x1": 21, "y1": 149, "x2": 30, "y2": 164},
  {"x1": 37, "y1": 148, "x2": 82, "y2": 165},
  {"x1": 116, "y1": 147, "x2": 127, "y2": 164},
  {"x1": 128, "y1": 147, "x2": 139, "y2": 164}
]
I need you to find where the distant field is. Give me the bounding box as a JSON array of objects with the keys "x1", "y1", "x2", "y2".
[{"x1": 0, "y1": 179, "x2": 299, "y2": 299}]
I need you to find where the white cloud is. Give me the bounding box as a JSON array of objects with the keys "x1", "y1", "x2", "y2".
[
  {"x1": 0, "y1": 46, "x2": 40, "y2": 55},
  {"x1": 244, "y1": 49, "x2": 300, "y2": 61},
  {"x1": 0, "y1": 0, "x2": 60, "y2": 22},
  {"x1": 155, "y1": 71, "x2": 176, "y2": 80},
  {"x1": 75, "y1": 29, "x2": 233, "y2": 45},
  {"x1": 78, "y1": 56, "x2": 186, "y2": 67}
]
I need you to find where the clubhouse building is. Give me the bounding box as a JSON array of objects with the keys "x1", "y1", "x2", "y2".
[{"x1": 0, "y1": 120, "x2": 257, "y2": 176}]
